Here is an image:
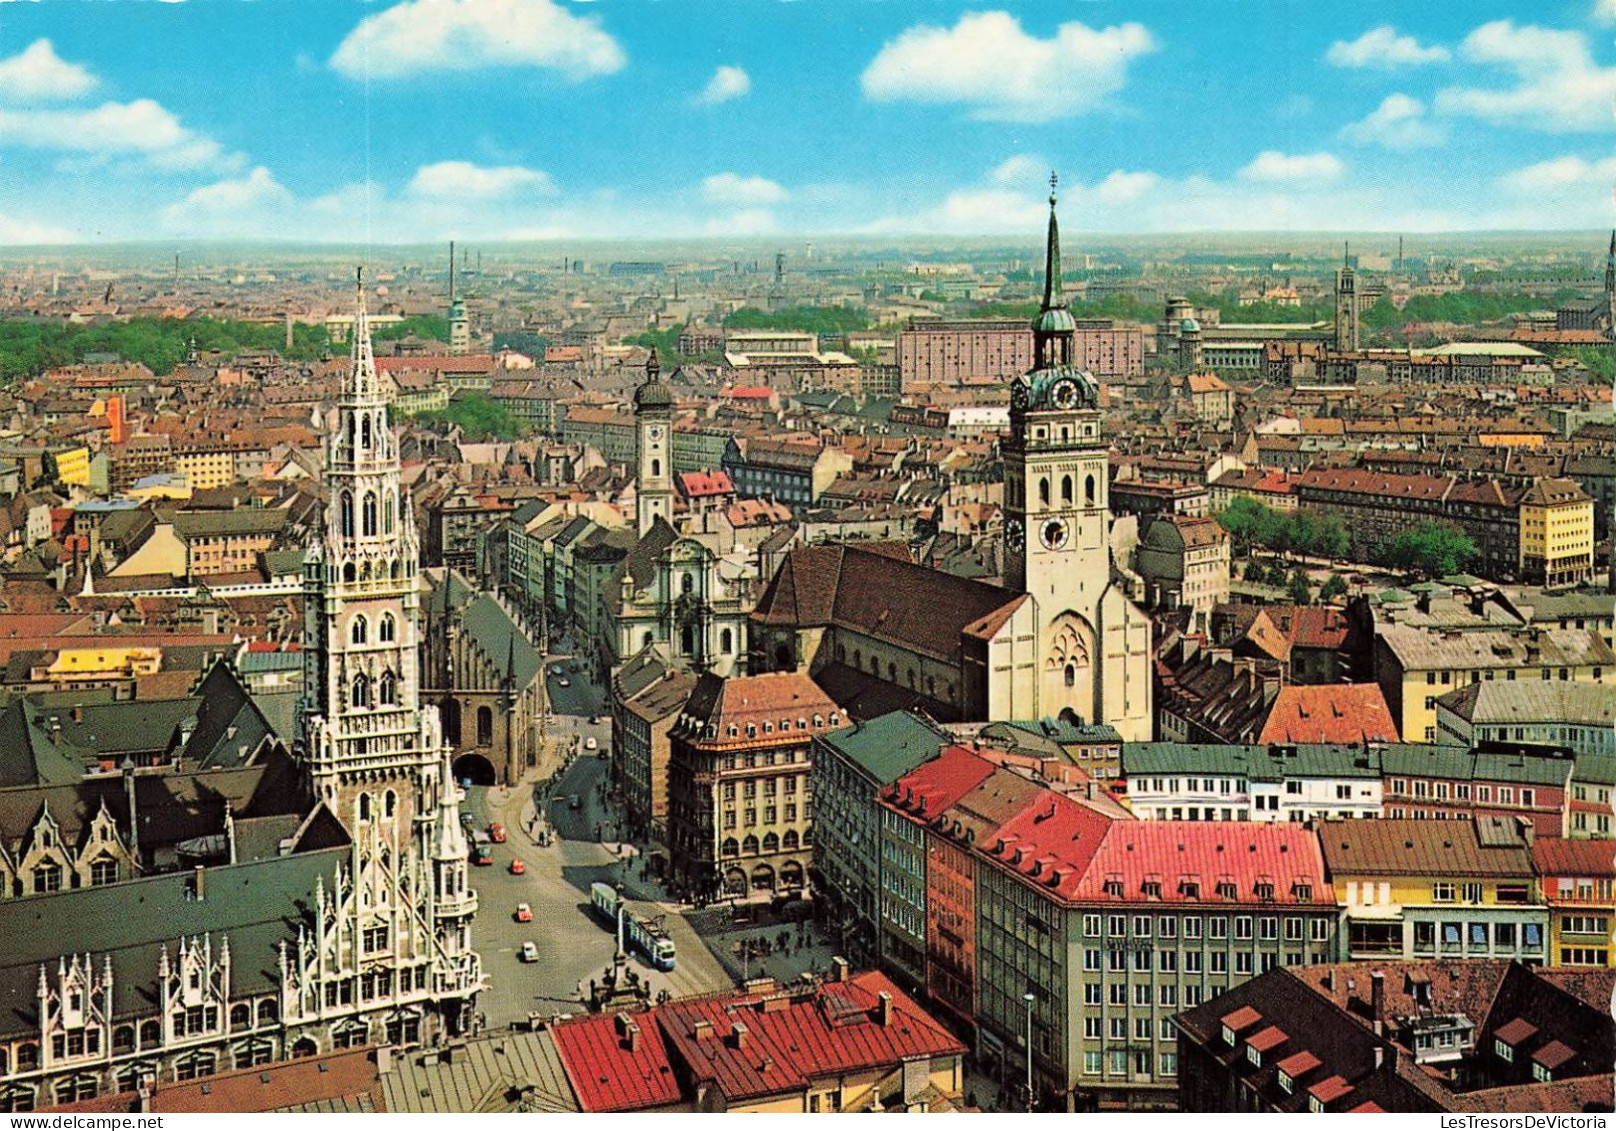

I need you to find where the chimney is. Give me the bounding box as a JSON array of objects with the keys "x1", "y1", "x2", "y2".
[
  {"x1": 72, "y1": 704, "x2": 84, "y2": 724},
  {"x1": 1322, "y1": 969, "x2": 1334, "y2": 992},
  {"x1": 831, "y1": 956, "x2": 850, "y2": 983},
  {"x1": 730, "y1": 1021, "x2": 749, "y2": 1049},
  {"x1": 876, "y1": 991, "x2": 893, "y2": 1027},
  {"x1": 193, "y1": 864, "x2": 205, "y2": 902},
  {"x1": 375, "y1": 1045, "x2": 393, "y2": 1075},
  {"x1": 692, "y1": 1019, "x2": 715, "y2": 1041},
  {"x1": 1373, "y1": 1045, "x2": 1385, "y2": 1071},
  {"x1": 1370, "y1": 970, "x2": 1385, "y2": 1036}
]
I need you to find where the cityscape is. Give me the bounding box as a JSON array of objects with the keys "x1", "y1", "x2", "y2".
[{"x1": 0, "y1": 0, "x2": 1612, "y2": 1119}]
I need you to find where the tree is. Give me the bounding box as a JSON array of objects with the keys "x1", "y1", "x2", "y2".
[
  {"x1": 1288, "y1": 570, "x2": 1313, "y2": 606},
  {"x1": 1383, "y1": 523, "x2": 1477, "y2": 579},
  {"x1": 372, "y1": 314, "x2": 449, "y2": 342},
  {"x1": 414, "y1": 393, "x2": 522, "y2": 440},
  {"x1": 1319, "y1": 574, "x2": 1348, "y2": 603}
]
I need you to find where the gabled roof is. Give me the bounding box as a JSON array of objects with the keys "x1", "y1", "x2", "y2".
[
  {"x1": 815, "y1": 711, "x2": 950, "y2": 786},
  {"x1": 1318, "y1": 817, "x2": 1535, "y2": 878},
  {"x1": 1257, "y1": 684, "x2": 1398, "y2": 745}
]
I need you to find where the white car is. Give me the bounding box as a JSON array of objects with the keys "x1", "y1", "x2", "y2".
[
  {"x1": 584, "y1": 736, "x2": 598, "y2": 751},
  {"x1": 521, "y1": 941, "x2": 539, "y2": 962},
  {"x1": 557, "y1": 677, "x2": 570, "y2": 687}
]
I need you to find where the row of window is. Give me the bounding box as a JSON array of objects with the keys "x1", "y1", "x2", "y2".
[
  {"x1": 719, "y1": 830, "x2": 810, "y2": 856},
  {"x1": 1083, "y1": 913, "x2": 1328, "y2": 941}
]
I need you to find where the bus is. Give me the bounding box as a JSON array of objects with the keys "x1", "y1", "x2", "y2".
[{"x1": 589, "y1": 882, "x2": 677, "y2": 970}]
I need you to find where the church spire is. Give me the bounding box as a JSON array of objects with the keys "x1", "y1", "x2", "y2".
[
  {"x1": 349, "y1": 266, "x2": 379, "y2": 401},
  {"x1": 1041, "y1": 171, "x2": 1065, "y2": 312}
]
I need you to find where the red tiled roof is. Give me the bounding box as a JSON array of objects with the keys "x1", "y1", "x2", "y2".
[
  {"x1": 980, "y1": 788, "x2": 1116, "y2": 901},
  {"x1": 1531, "y1": 1040, "x2": 1576, "y2": 1070},
  {"x1": 1070, "y1": 821, "x2": 1328, "y2": 905},
  {"x1": 1494, "y1": 1017, "x2": 1538, "y2": 1046},
  {"x1": 553, "y1": 971, "x2": 965, "y2": 1111},
  {"x1": 1221, "y1": 1006, "x2": 1262, "y2": 1032},
  {"x1": 1308, "y1": 1075, "x2": 1353, "y2": 1104},
  {"x1": 883, "y1": 744, "x2": 997, "y2": 820},
  {"x1": 552, "y1": 1010, "x2": 681, "y2": 1113},
  {"x1": 1277, "y1": 1049, "x2": 1321, "y2": 1079},
  {"x1": 678, "y1": 470, "x2": 734, "y2": 498},
  {"x1": 1531, "y1": 837, "x2": 1616, "y2": 880},
  {"x1": 1258, "y1": 684, "x2": 1398, "y2": 745},
  {"x1": 1248, "y1": 1025, "x2": 1289, "y2": 1053}
]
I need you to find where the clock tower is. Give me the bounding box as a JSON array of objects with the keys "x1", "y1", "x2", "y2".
[
  {"x1": 1003, "y1": 176, "x2": 1151, "y2": 736},
  {"x1": 634, "y1": 355, "x2": 674, "y2": 537}
]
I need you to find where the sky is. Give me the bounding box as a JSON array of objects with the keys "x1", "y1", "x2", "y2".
[{"x1": 0, "y1": 0, "x2": 1612, "y2": 244}]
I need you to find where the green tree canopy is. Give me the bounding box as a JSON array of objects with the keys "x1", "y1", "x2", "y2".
[
  {"x1": 1382, "y1": 523, "x2": 1478, "y2": 579},
  {"x1": 1319, "y1": 574, "x2": 1348, "y2": 603},
  {"x1": 412, "y1": 392, "x2": 523, "y2": 440}
]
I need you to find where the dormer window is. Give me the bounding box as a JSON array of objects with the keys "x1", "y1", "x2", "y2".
[
  {"x1": 1180, "y1": 879, "x2": 1201, "y2": 899},
  {"x1": 1293, "y1": 881, "x2": 1313, "y2": 903},
  {"x1": 1103, "y1": 877, "x2": 1124, "y2": 898},
  {"x1": 1141, "y1": 880, "x2": 1162, "y2": 899},
  {"x1": 1216, "y1": 880, "x2": 1238, "y2": 900},
  {"x1": 1254, "y1": 881, "x2": 1275, "y2": 901}
]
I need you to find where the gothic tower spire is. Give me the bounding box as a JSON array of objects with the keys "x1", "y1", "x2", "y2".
[{"x1": 1030, "y1": 172, "x2": 1077, "y2": 371}]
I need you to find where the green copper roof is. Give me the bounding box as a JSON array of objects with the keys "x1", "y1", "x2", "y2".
[{"x1": 818, "y1": 710, "x2": 947, "y2": 785}]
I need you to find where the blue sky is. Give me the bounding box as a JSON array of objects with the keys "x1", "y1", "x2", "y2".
[{"x1": 0, "y1": 0, "x2": 1612, "y2": 243}]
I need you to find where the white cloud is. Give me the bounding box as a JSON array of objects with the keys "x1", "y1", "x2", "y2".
[
  {"x1": 0, "y1": 98, "x2": 240, "y2": 172},
  {"x1": 1239, "y1": 151, "x2": 1344, "y2": 183},
  {"x1": 988, "y1": 154, "x2": 1049, "y2": 188},
  {"x1": 1093, "y1": 169, "x2": 1160, "y2": 203},
  {"x1": 861, "y1": 12, "x2": 1156, "y2": 122},
  {"x1": 1595, "y1": 0, "x2": 1616, "y2": 25},
  {"x1": 701, "y1": 172, "x2": 787, "y2": 206},
  {"x1": 159, "y1": 166, "x2": 293, "y2": 234},
  {"x1": 1498, "y1": 154, "x2": 1616, "y2": 193},
  {"x1": 1325, "y1": 26, "x2": 1449, "y2": 68},
  {"x1": 693, "y1": 65, "x2": 750, "y2": 106},
  {"x1": 407, "y1": 160, "x2": 553, "y2": 199},
  {"x1": 1340, "y1": 94, "x2": 1447, "y2": 149},
  {"x1": 0, "y1": 39, "x2": 97, "y2": 101},
  {"x1": 330, "y1": 0, "x2": 625, "y2": 80},
  {"x1": 1435, "y1": 20, "x2": 1616, "y2": 132},
  {"x1": 0, "y1": 211, "x2": 78, "y2": 244}
]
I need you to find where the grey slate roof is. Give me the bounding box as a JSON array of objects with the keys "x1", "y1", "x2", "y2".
[{"x1": 1123, "y1": 742, "x2": 1383, "y2": 781}]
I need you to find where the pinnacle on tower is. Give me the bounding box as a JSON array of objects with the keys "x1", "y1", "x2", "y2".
[{"x1": 1042, "y1": 171, "x2": 1065, "y2": 311}]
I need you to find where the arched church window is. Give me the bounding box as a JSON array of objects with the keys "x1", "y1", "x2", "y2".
[
  {"x1": 1085, "y1": 474, "x2": 1096, "y2": 505},
  {"x1": 384, "y1": 491, "x2": 396, "y2": 534},
  {"x1": 390, "y1": 559, "x2": 401, "y2": 580},
  {"x1": 343, "y1": 563, "x2": 356, "y2": 584},
  {"x1": 651, "y1": 458, "x2": 661, "y2": 477},
  {"x1": 351, "y1": 615, "x2": 368, "y2": 645},
  {"x1": 362, "y1": 492, "x2": 378, "y2": 536},
  {"x1": 476, "y1": 706, "x2": 493, "y2": 746},
  {"x1": 352, "y1": 674, "x2": 369, "y2": 709},
  {"x1": 340, "y1": 492, "x2": 354, "y2": 537},
  {"x1": 1061, "y1": 475, "x2": 1073, "y2": 505},
  {"x1": 1038, "y1": 478, "x2": 1050, "y2": 507},
  {"x1": 681, "y1": 573, "x2": 694, "y2": 595},
  {"x1": 358, "y1": 793, "x2": 371, "y2": 821},
  {"x1": 379, "y1": 613, "x2": 396, "y2": 643},
  {"x1": 721, "y1": 628, "x2": 733, "y2": 654},
  {"x1": 384, "y1": 791, "x2": 397, "y2": 818},
  {"x1": 361, "y1": 414, "x2": 372, "y2": 450},
  {"x1": 1065, "y1": 663, "x2": 1077, "y2": 688},
  {"x1": 681, "y1": 624, "x2": 695, "y2": 655},
  {"x1": 379, "y1": 671, "x2": 397, "y2": 705}
]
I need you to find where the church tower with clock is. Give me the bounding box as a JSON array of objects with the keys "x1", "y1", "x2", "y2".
[
  {"x1": 1003, "y1": 176, "x2": 1153, "y2": 740},
  {"x1": 635, "y1": 355, "x2": 675, "y2": 537}
]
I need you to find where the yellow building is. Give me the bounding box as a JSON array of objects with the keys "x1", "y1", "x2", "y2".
[
  {"x1": 1375, "y1": 623, "x2": 1612, "y2": 742},
  {"x1": 52, "y1": 445, "x2": 90, "y2": 487},
  {"x1": 1320, "y1": 817, "x2": 1547, "y2": 964},
  {"x1": 1532, "y1": 838, "x2": 1615, "y2": 968},
  {"x1": 1519, "y1": 478, "x2": 1594, "y2": 589},
  {"x1": 34, "y1": 646, "x2": 163, "y2": 685},
  {"x1": 174, "y1": 445, "x2": 237, "y2": 490}
]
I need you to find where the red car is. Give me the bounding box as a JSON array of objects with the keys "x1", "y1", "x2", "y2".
[
  {"x1": 488, "y1": 823, "x2": 506, "y2": 843},
  {"x1": 514, "y1": 902, "x2": 533, "y2": 922},
  {"x1": 508, "y1": 858, "x2": 526, "y2": 876}
]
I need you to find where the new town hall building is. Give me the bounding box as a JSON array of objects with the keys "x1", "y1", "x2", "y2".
[{"x1": 0, "y1": 277, "x2": 483, "y2": 1112}]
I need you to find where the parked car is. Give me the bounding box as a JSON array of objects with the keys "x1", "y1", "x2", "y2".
[
  {"x1": 508, "y1": 858, "x2": 526, "y2": 875},
  {"x1": 557, "y1": 677, "x2": 570, "y2": 688},
  {"x1": 515, "y1": 903, "x2": 533, "y2": 923},
  {"x1": 550, "y1": 663, "x2": 564, "y2": 676},
  {"x1": 584, "y1": 736, "x2": 598, "y2": 751},
  {"x1": 521, "y1": 941, "x2": 539, "y2": 962},
  {"x1": 488, "y1": 823, "x2": 506, "y2": 843}
]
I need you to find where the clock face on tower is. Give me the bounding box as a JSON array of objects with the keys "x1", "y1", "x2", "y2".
[
  {"x1": 1049, "y1": 377, "x2": 1080, "y2": 410},
  {"x1": 1040, "y1": 517, "x2": 1070, "y2": 550},
  {"x1": 649, "y1": 425, "x2": 663, "y2": 440},
  {"x1": 1005, "y1": 517, "x2": 1025, "y2": 551}
]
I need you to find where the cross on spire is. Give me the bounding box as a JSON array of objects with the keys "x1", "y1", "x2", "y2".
[{"x1": 1049, "y1": 170, "x2": 1059, "y2": 206}]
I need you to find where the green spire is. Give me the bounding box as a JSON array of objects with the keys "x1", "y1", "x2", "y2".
[{"x1": 1041, "y1": 171, "x2": 1066, "y2": 311}]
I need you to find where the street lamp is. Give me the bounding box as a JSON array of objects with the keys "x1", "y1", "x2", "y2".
[{"x1": 1023, "y1": 991, "x2": 1036, "y2": 1113}]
